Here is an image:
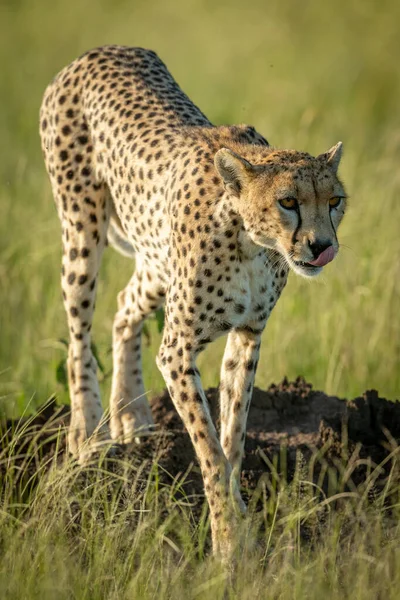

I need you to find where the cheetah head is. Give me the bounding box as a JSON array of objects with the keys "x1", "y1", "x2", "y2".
[{"x1": 214, "y1": 143, "x2": 347, "y2": 278}]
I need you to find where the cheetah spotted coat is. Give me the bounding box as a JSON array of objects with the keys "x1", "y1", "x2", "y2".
[{"x1": 40, "y1": 45, "x2": 346, "y2": 560}]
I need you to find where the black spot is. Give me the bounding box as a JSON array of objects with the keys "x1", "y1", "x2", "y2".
[{"x1": 234, "y1": 303, "x2": 246, "y2": 314}]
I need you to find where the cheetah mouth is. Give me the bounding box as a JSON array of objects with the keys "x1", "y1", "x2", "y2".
[{"x1": 293, "y1": 260, "x2": 321, "y2": 270}]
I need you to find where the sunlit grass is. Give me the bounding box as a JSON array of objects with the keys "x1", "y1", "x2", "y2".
[
  {"x1": 1, "y1": 420, "x2": 400, "y2": 599},
  {"x1": 1, "y1": 0, "x2": 400, "y2": 595}
]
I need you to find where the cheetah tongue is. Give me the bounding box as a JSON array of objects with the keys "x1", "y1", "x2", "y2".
[{"x1": 308, "y1": 246, "x2": 335, "y2": 267}]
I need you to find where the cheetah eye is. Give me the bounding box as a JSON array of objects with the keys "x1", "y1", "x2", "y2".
[
  {"x1": 329, "y1": 196, "x2": 343, "y2": 209},
  {"x1": 278, "y1": 197, "x2": 298, "y2": 210}
]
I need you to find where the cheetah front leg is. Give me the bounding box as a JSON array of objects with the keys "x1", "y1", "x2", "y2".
[
  {"x1": 109, "y1": 267, "x2": 164, "y2": 443},
  {"x1": 157, "y1": 322, "x2": 245, "y2": 563},
  {"x1": 219, "y1": 329, "x2": 262, "y2": 477}
]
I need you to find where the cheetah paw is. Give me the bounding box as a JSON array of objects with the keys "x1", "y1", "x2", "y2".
[
  {"x1": 68, "y1": 419, "x2": 113, "y2": 465},
  {"x1": 110, "y1": 397, "x2": 155, "y2": 444}
]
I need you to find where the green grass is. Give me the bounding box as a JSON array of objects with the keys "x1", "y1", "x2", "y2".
[
  {"x1": 1, "y1": 0, "x2": 400, "y2": 596},
  {"x1": 1, "y1": 0, "x2": 399, "y2": 414},
  {"x1": 1, "y1": 422, "x2": 400, "y2": 599},
  {"x1": 1, "y1": 0, "x2": 400, "y2": 410}
]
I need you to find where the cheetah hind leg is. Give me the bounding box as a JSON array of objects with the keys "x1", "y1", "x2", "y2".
[
  {"x1": 58, "y1": 182, "x2": 113, "y2": 463},
  {"x1": 109, "y1": 267, "x2": 164, "y2": 444}
]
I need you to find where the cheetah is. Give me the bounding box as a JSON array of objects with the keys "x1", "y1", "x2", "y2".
[{"x1": 40, "y1": 45, "x2": 346, "y2": 561}]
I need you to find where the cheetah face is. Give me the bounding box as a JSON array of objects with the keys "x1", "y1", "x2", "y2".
[{"x1": 215, "y1": 143, "x2": 347, "y2": 278}]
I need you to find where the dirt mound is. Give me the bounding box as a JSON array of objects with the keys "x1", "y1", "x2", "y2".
[
  {"x1": 149, "y1": 377, "x2": 400, "y2": 496},
  {"x1": 2, "y1": 378, "x2": 400, "y2": 499}
]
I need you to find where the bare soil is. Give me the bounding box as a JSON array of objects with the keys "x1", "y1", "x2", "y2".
[{"x1": 2, "y1": 378, "x2": 400, "y2": 500}]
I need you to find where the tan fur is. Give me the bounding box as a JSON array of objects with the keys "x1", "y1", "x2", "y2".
[{"x1": 40, "y1": 45, "x2": 346, "y2": 561}]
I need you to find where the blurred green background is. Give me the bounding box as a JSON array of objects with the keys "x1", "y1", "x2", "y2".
[{"x1": 1, "y1": 0, "x2": 399, "y2": 416}]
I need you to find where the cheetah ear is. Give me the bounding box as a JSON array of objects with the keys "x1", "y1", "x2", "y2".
[
  {"x1": 214, "y1": 148, "x2": 258, "y2": 198},
  {"x1": 317, "y1": 142, "x2": 343, "y2": 174}
]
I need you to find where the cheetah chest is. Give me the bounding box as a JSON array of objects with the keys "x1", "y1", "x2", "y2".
[{"x1": 207, "y1": 252, "x2": 280, "y2": 335}]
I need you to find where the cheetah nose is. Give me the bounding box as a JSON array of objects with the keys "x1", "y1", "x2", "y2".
[{"x1": 308, "y1": 245, "x2": 335, "y2": 267}]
